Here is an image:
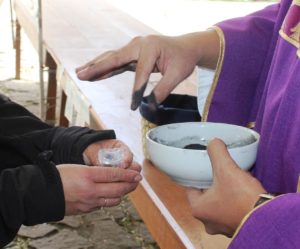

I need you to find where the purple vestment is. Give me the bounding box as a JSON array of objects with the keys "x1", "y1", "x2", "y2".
[
  {"x1": 206, "y1": 0, "x2": 300, "y2": 247},
  {"x1": 229, "y1": 194, "x2": 300, "y2": 248}
]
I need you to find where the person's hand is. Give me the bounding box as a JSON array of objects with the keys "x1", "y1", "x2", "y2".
[
  {"x1": 186, "y1": 138, "x2": 266, "y2": 237},
  {"x1": 57, "y1": 163, "x2": 142, "y2": 215},
  {"x1": 83, "y1": 139, "x2": 133, "y2": 169},
  {"x1": 76, "y1": 30, "x2": 220, "y2": 110}
]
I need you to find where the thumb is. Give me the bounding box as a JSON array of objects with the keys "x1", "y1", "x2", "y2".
[{"x1": 207, "y1": 138, "x2": 239, "y2": 180}]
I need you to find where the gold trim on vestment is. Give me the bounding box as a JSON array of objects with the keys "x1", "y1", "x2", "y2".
[
  {"x1": 279, "y1": 29, "x2": 300, "y2": 58},
  {"x1": 202, "y1": 26, "x2": 225, "y2": 122},
  {"x1": 230, "y1": 195, "x2": 282, "y2": 245},
  {"x1": 279, "y1": 30, "x2": 300, "y2": 49}
]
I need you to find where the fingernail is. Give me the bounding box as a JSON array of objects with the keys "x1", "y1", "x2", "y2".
[
  {"x1": 77, "y1": 70, "x2": 83, "y2": 77},
  {"x1": 131, "y1": 83, "x2": 147, "y2": 110},
  {"x1": 134, "y1": 175, "x2": 142, "y2": 182},
  {"x1": 77, "y1": 70, "x2": 88, "y2": 80}
]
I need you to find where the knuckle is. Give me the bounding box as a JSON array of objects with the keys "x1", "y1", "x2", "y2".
[
  {"x1": 131, "y1": 36, "x2": 143, "y2": 45},
  {"x1": 103, "y1": 50, "x2": 114, "y2": 57},
  {"x1": 110, "y1": 53, "x2": 122, "y2": 67},
  {"x1": 144, "y1": 34, "x2": 158, "y2": 44}
]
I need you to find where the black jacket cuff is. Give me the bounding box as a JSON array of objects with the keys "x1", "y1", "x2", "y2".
[
  {"x1": 0, "y1": 151, "x2": 65, "y2": 230},
  {"x1": 49, "y1": 128, "x2": 116, "y2": 164}
]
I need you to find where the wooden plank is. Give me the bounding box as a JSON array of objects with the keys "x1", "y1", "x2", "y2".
[
  {"x1": 13, "y1": 0, "x2": 39, "y2": 50},
  {"x1": 15, "y1": 19, "x2": 21, "y2": 79},
  {"x1": 45, "y1": 52, "x2": 57, "y2": 125},
  {"x1": 130, "y1": 185, "x2": 188, "y2": 249},
  {"x1": 59, "y1": 90, "x2": 69, "y2": 127}
]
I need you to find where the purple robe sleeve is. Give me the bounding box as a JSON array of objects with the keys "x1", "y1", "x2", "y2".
[
  {"x1": 204, "y1": 4, "x2": 282, "y2": 126},
  {"x1": 229, "y1": 194, "x2": 300, "y2": 249}
]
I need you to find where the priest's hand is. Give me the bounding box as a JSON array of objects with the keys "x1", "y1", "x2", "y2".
[
  {"x1": 57, "y1": 163, "x2": 142, "y2": 215},
  {"x1": 186, "y1": 138, "x2": 265, "y2": 237},
  {"x1": 76, "y1": 30, "x2": 219, "y2": 110},
  {"x1": 83, "y1": 139, "x2": 134, "y2": 169}
]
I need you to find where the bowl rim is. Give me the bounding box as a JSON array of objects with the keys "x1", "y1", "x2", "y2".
[{"x1": 146, "y1": 121, "x2": 260, "y2": 151}]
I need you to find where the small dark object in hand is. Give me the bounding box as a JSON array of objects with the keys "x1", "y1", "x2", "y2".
[{"x1": 184, "y1": 143, "x2": 207, "y2": 150}]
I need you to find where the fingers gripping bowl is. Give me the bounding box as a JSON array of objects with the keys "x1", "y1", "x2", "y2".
[{"x1": 146, "y1": 122, "x2": 260, "y2": 188}]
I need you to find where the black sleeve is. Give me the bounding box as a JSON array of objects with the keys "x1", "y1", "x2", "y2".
[
  {"x1": 0, "y1": 94, "x2": 116, "y2": 168},
  {"x1": 0, "y1": 152, "x2": 64, "y2": 248},
  {"x1": 0, "y1": 94, "x2": 116, "y2": 246}
]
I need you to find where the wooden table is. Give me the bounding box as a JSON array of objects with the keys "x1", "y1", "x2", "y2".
[{"x1": 13, "y1": 0, "x2": 230, "y2": 248}]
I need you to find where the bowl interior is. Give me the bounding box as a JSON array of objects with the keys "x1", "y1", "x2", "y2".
[
  {"x1": 147, "y1": 122, "x2": 258, "y2": 150},
  {"x1": 146, "y1": 122, "x2": 260, "y2": 188}
]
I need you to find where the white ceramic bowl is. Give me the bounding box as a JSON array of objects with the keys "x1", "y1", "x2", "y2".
[{"x1": 146, "y1": 122, "x2": 260, "y2": 188}]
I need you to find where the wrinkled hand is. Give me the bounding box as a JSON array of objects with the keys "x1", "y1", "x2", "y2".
[
  {"x1": 57, "y1": 163, "x2": 142, "y2": 215},
  {"x1": 76, "y1": 30, "x2": 219, "y2": 109},
  {"x1": 186, "y1": 139, "x2": 266, "y2": 237},
  {"x1": 83, "y1": 139, "x2": 133, "y2": 169}
]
